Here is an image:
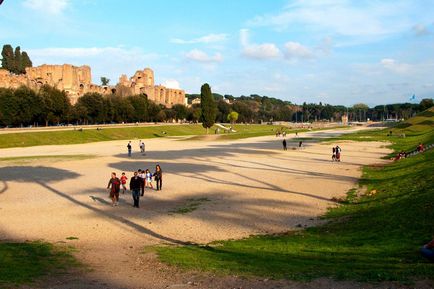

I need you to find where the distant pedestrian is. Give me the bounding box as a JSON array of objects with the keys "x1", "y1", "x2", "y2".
[
  {"x1": 299, "y1": 141, "x2": 303, "y2": 148},
  {"x1": 145, "y1": 169, "x2": 153, "y2": 189},
  {"x1": 120, "y1": 172, "x2": 128, "y2": 194},
  {"x1": 141, "y1": 141, "x2": 146, "y2": 154},
  {"x1": 295, "y1": 132, "x2": 298, "y2": 137},
  {"x1": 107, "y1": 172, "x2": 121, "y2": 207},
  {"x1": 154, "y1": 164, "x2": 163, "y2": 191},
  {"x1": 138, "y1": 169, "x2": 145, "y2": 196},
  {"x1": 282, "y1": 139, "x2": 287, "y2": 150},
  {"x1": 129, "y1": 171, "x2": 142, "y2": 208},
  {"x1": 127, "y1": 141, "x2": 132, "y2": 157},
  {"x1": 332, "y1": 147, "x2": 336, "y2": 161},
  {"x1": 335, "y1": 145, "x2": 342, "y2": 162}
]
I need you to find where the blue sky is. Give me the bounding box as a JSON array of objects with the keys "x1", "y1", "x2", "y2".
[{"x1": 1, "y1": 0, "x2": 433, "y2": 105}]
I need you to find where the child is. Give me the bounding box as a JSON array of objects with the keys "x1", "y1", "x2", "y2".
[
  {"x1": 145, "y1": 169, "x2": 153, "y2": 189},
  {"x1": 120, "y1": 172, "x2": 128, "y2": 194}
]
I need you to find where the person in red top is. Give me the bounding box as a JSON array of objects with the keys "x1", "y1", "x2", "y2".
[
  {"x1": 107, "y1": 172, "x2": 121, "y2": 207},
  {"x1": 120, "y1": 172, "x2": 128, "y2": 194},
  {"x1": 421, "y1": 238, "x2": 434, "y2": 262}
]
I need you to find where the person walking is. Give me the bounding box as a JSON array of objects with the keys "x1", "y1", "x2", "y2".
[
  {"x1": 145, "y1": 169, "x2": 153, "y2": 190},
  {"x1": 138, "y1": 169, "x2": 145, "y2": 196},
  {"x1": 335, "y1": 145, "x2": 342, "y2": 162},
  {"x1": 107, "y1": 172, "x2": 121, "y2": 207},
  {"x1": 120, "y1": 172, "x2": 128, "y2": 194},
  {"x1": 127, "y1": 141, "x2": 132, "y2": 157},
  {"x1": 129, "y1": 171, "x2": 142, "y2": 208},
  {"x1": 282, "y1": 139, "x2": 287, "y2": 150},
  {"x1": 141, "y1": 141, "x2": 146, "y2": 155},
  {"x1": 332, "y1": 147, "x2": 336, "y2": 161},
  {"x1": 154, "y1": 164, "x2": 163, "y2": 191}
]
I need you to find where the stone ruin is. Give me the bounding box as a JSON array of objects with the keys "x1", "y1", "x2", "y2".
[{"x1": 0, "y1": 64, "x2": 185, "y2": 107}]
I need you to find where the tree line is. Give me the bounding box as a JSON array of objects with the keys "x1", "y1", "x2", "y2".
[
  {"x1": 0, "y1": 86, "x2": 200, "y2": 127},
  {"x1": 1, "y1": 44, "x2": 33, "y2": 74},
  {"x1": 189, "y1": 93, "x2": 433, "y2": 124},
  {"x1": 0, "y1": 84, "x2": 432, "y2": 128}
]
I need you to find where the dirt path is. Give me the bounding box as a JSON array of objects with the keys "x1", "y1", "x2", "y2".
[{"x1": 0, "y1": 127, "x2": 410, "y2": 288}]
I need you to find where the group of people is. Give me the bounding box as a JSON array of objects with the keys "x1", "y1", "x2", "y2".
[
  {"x1": 332, "y1": 145, "x2": 342, "y2": 162},
  {"x1": 106, "y1": 164, "x2": 163, "y2": 208},
  {"x1": 393, "y1": 142, "x2": 432, "y2": 161}
]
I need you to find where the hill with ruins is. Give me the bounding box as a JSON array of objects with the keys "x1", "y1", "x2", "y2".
[{"x1": 0, "y1": 64, "x2": 185, "y2": 107}]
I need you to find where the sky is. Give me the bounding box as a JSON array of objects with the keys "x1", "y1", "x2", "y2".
[{"x1": 0, "y1": 0, "x2": 434, "y2": 106}]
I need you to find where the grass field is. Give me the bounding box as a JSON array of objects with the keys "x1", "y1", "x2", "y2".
[
  {"x1": 156, "y1": 108, "x2": 434, "y2": 282},
  {"x1": 0, "y1": 124, "x2": 289, "y2": 148},
  {"x1": 0, "y1": 241, "x2": 78, "y2": 287}
]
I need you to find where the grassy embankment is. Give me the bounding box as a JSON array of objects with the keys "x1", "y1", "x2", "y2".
[
  {"x1": 0, "y1": 241, "x2": 78, "y2": 287},
  {"x1": 0, "y1": 124, "x2": 293, "y2": 148},
  {"x1": 156, "y1": 108, "x2": 434, "y2": 282}
]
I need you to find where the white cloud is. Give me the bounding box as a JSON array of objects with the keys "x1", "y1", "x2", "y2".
[
  {"x1": 380, "y1": 58, "x2": 412, "y2": 74},
  {"x1": 412, "y1": 24, "x2": 430, "y2": 36},
  {"x1": 284, "y1": 42, "x2": 314, "y2": 59},
  {"x1": 240, "y1": 29, "x2": 281, "y2": 60},
  {"x1": 23, "y1": 0, "x2": 69, "y2": 15},
  {"x1": 185, "y1": 49, "x2": 223, "y2": 63},
  {"x1": 171, "y1": 33, "x2": 228, "y2": 44},
  {"x1": 162, "y1": 79, "x2": 181, "y2": 89},
  {"x1": 246, "y1": 0, "x2": 426, "y2": 42},
  {"x1": 28, "y1": 47, "x2": 161, "y2": 62}
]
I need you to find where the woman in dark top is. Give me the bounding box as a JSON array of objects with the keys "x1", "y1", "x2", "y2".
[
  {"x1": 154, "y1": 164, "x2": 163, "y2": 191},
  {"x1": 107, "y1": 172, "x2": 121, "y2": 207}
]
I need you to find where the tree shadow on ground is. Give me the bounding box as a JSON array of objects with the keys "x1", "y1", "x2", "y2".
[{"x1": 0, "y1": 166, "x2": 186, "y2": 245}]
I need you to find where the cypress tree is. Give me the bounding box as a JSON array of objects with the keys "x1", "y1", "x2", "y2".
[
  {"x1": 21, "y1": 51, "x2": 32, "y2": 73},
  {"x1": 1, "y1": 44, "x2": 14, "y2": 72},
  {"x1": 200, "y1": 83, "x2": 217, "y2": 133},
  {"x1": 13, "y1": 46, "x2": 22, "y2": 74}
]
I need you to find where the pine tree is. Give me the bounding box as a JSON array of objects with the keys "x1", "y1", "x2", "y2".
[
  {"x1": 21, "y1": 51, "x2": 33, "y2": 73},
  {"x1": 200, "y1": 83, "x2": 217, "y2": 133},
  {"x1": 13, "y1": 46, "x2": 22, "y2": 74},
  {"x1": 1, "y1": 44, "x2": 14, "y2": 72}
]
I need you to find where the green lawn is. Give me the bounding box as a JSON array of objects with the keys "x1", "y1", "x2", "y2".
[
  {"x1": 0, "y1": 124, "x2": 291, "y2": 148},
  {"x1": 0, "y1": 241, "x2": 78, "y2": 287},
  {"x1": 156, "y1": 108, "x2": 434, "y2": 282}
]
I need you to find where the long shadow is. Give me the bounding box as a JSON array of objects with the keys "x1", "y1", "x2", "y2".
[
  {"x1": 0, "y1": 180, "x2": 7, "y2": 194},
  {"x1": 0, "y1": 166, "x2": 187, "y2": 245},
  {"x1": 108, "y1": 160, "x2": 339, "y2": 203}
]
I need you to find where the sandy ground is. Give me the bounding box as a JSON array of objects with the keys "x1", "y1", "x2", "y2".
[{"x1": 1, "y1": 127, "x2": 421, "y2": 289}]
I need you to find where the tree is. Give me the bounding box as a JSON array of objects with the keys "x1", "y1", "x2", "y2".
[
  {"x1": 76, "y1": 92, "x2": 105, "y2": 124},
  {"x1": 200, "y1": 83, "x2": 217, "y2": 133},
  {"x1": 353, "y1": 103, "x2": 369, "y2": 122},
  {"x1": 419, "y1": 98, "x2": 434, "y2": 111},
  {"x1": 13, "y1": 46, "x2": 22, "y2": 74},
  {"x1": 21, "y1": 51, "x2": 32, "y2": 73},
  {"x1": 101, "y1": 77, "x2": 110, "y2": 86},
  {"x1": 1, "y1": 44, "x2": 14, "y2": 72},
  {"x1": 172, "y1": 104, "x2": 188, "y2": 121},
  {"x1": 39, "y1": 85, "x2": 71, "y2": 126},
  {"x1": 227, "y1": 111, "x2": 238, "y2": 124}
]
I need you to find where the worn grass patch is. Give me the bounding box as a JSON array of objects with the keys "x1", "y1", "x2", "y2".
[
  {"x1": 169, "y1": 197, "x2": 211, "y2": 215},
  {"x1": 0, "y1": 154, "x2": 96, "y2": 164}
]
